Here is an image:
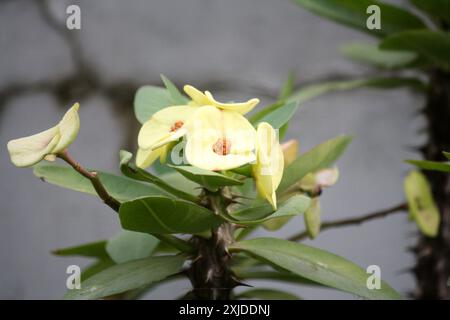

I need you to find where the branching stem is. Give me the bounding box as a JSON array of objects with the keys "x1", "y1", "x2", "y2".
[
  {"x1": 288, "y1": 203, "x2": 408, "y2": 242},
  {"x1": 57, "y1": 151, "x2": 121, "y2": 212}
]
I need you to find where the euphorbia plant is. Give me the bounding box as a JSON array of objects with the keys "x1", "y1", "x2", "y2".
[{"x1": 7, "y1": 76, "x2": 400, "y2": 300}]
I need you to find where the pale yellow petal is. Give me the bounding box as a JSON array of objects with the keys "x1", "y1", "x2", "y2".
[
  {"x1": 7, "y1": 126, "x2": 61, "y2": 167},
  {"x1": 205, "y1": 91, "x2": 259, "y2": 115},
  {"x1": 185, "y1": 106, "x2": 256, "y2": 171},
  {"x1": 315, "y1": 167, "x2": 339, "y2": 187},
  {"x1": 138, "y1": 105, "x2": 194, "y2": 150},
  {"x1": 52, "y1": 103, "x2": 80, "y2": 153},
  {"x1": 252, "y1": 122, "x2": 284, "y2": 209},
  {"x1": 44, "y1": 154, "x2": 57, "y2": 161},
  {"x1": 136, "y1": 147, "x2": 164, "y2": 169},
  {"x1": 183, "y1": 85, "x2": 210, "y2": 106}
]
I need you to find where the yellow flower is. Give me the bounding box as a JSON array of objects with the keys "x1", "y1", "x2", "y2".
[
  {"x1": 136, "y1": 145, "x2": 168, "y2": 169},
  {"x1": 184, "y1": 85, "x2": 259, "y2": 115},
  {"x1": 136, "y1": 105, "x2": 196, "y2": 168},
  {"x1": 7, "y1": 103, "x2": 80, "y2": 167},
  {"x1": 185, "y1": 106, "x2": 256, "y2": 171},
  {"x1": 252, "y1": 122, "x2": 284, "y2": 209}
]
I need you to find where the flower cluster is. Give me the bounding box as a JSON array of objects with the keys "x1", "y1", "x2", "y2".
[{"x1": 137, "y1": 85, "x2": 284, "y2": 208}]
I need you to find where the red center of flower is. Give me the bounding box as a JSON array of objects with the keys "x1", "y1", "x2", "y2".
[
  {"x1": 170, "y1": 121, "x2": 184, "y2": 132},
  {"x1": 212, "y1": 138, "x2": 231, "y2": 156}
]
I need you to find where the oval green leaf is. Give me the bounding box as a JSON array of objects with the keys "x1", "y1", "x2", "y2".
[
  {"x1": 380, "y1": 30, "x2": 450, "y2": 70},
  {"x1": 230, "y1": 238, "x2": 401, "y2": 300},
  {"x1": 119, "y1": 196, "x2": 223, "y2": 234},
  {"x1": 119, "y1": 150, "x2": 199, "y2": 202},
  {"x1": 340, "y1": 43, "x2": 418, "y2": 69},
  {"x1": 169, "y1": 165, "x2": 243, "y2": 192},
  {"x1": 278, "y1": 135, "x2": 352, "y2": 193},
  {"x1": 229, "y1": 194, "x2": 311, "y2": 226},
  {"x1": 404, "y1": 171, "x2": 440, "y2": 237},
  {"x1": 406, "y1": 159, "x2": 450, "y2": 173},
  {"x1": 52, "y1": 240, "x2": 108, "y2": 258},
  {"x1": 106, "y1": 230, "x2": 159, "y2": 264},
  {"x1": 64, "y1": 255, "x2": 186, "y2": 300},
  {"x1": 33, "y1": 163, "x2": 169, "y2": 202},
  {"x1": 254, "y1": 101, "x2": 299, "y2": 129},
  {"x1": 134, "y1": 85, "x2": 173, "y2": 124},
  {"x1": 292, "y1": 0, "x2": 425, "y2": 37}
]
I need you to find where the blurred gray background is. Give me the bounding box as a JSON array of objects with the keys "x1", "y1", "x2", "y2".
[{"x1": 0, "y1": 0, "x2": 425, "y2": 299}]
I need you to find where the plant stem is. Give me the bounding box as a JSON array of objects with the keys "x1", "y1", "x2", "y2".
[
  {"x1": 58, "y1": 150, "x2": 194, "y2": 254},
  {"x1": 57, "y1": 150, "x2": 121, "y2": 212},
  {"x1": 414, "y1": 69, "x2": 450, "y2": 299},
  {"x1": 186, "y1": 189, "x2": 237, "y2": 300},
  {"x1": 288, "y1": 203, "x2": 407, "y2": 242}
]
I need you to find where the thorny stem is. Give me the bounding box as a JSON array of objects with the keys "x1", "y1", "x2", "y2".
[
  {"x1": 186, "y1": 189, "x2": 237, "y2": 300},
  {"x1": 288, "y1": 203, "x2": 408, "y2": 242}
]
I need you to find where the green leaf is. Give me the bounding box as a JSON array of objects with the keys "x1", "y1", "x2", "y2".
[
  {"x1": 404, "y1": 171, "x2": 440, "y2": 237},
  {"x1": 380, "y1": 30, "x2": 450, "y2": 70},
  {"x1": 160, "y1": 171, "x2": 201, "y2": 196},
  {"x1": 235, "y1": 288, "x2": 300, "y2": 300},
  {"x1": 34, "y1": 163, "x2": 168, "y2": 202},
  {"x1": 278, "y1": 72, "x2": 296, "y2": 100},
  {"x1": 134, "y1": 86, "x2": 172, "y2": 124},
  {"x1": 228, "y1": 194, "x2": 311, "y2": 226},
  {"x1": 230, "y1": 238, "x2": 401, "y2": 299},
  {"x1": 234, "y1": 269, "x2": 319, "y2": 286},
  {"x1": 304, "y1": 197, "x2": 321, "y2": 239},
  {"x1": 288, "y1": 77, "x2": 426, "y2": 105},
  {"x1": 82, "y1": 258, "x2": 115, "y2": 281},
  {"x1": 292, "y1": 0, "x2": 425, "y2": 37},
  {"x1": 160, "y1": 74, "x2": 189, "y2": 105},
  {"x1": 411, "y1": 0, "x2": 450, "y2": 24},
  {"x1": 443, "y1": 151, "x2": 450, "y2": 160},
  {"x1": 254, "y1": 102, "x2": 299, "y2": 129},
  {"x1": 52, "y1": 240, "x2": 108, "y2": 258},
  {"x1": 106, "y1": 230, "x2": 159, "y2": 264},
  {"x1": 169, "y1": 165, "x2": 243, "y2": 192},
  {"x1": 406, "y1": 159, "x2": 450, "y2": 173},
  {"x1": 119, "y1": 196, "x2": 223, "y2": 234},
  {"x1": 262, "y1": 216, "x2": 292, "y2": 231},
  {"x1": 340, "y1": 43, "x2": 418, "y2": 69},
  {"x1": 119, "y1": 150, "x2": 198, "y2": 202},
  {"x1": 64, "y1": 255, "x2": 186, "y2": 300},
  {"x1": 278, "y1": 136, "x2": 352, "y2": 193}
]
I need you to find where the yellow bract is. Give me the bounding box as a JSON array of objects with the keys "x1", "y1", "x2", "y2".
[
  {"x1": 136, "y1": 105, "x2": 196, "y2": 168},
  {"x1": 7, "y1": 103, "x2": 80, "y2": 167},
  {"x1": 184, "y1": 85, "x2": 259, "y2": 115},
  {"x1": 252, "y1": 122, "x2": 284, "y2": 210},
  {"x1": 185, "y1": 106, "x2": 256, "y2": 171},
  {"x1": 281, "y1": 139, "x2": 298, "y2": 166}
]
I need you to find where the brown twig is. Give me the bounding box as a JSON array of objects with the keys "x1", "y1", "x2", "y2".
[
  {"x1": 288, "y1": 203, "x2": 408, "y2": 242},
  {"x1": 57, "y1": 151, "x2": 121, "y2": 212}
]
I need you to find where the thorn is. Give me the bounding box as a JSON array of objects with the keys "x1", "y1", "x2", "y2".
[
  {"x1": 231, "y1": 194, "x2": 254, "y2": 200},
  {"x1": 191, "y1": 254, "x2": 203, "y2": 263},
  {"x1": 231, "y1": 277, "x2": 253, "y2": 288}
]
